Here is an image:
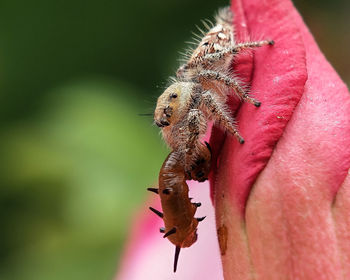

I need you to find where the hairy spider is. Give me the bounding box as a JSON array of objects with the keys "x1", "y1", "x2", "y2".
[{"x1": 154, "y1": 7, "x2": 274, "y2": 173}]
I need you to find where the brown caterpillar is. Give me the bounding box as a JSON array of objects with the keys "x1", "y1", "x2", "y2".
[{"x1": 147, "y1": 142, "x2": 211, "y2": 272}]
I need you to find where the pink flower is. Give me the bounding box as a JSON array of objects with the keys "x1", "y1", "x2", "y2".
[{"x1": 117, "y1": 0, "x2": 350, "y2": 278}]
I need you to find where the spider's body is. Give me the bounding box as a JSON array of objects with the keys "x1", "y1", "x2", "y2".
[
  {"x1": 177, "y1": 8, "x2": 234, "y2": 79},
  {"x1": 149, "y1": 7, "x2": 273, "y2": 272},
  {"x1": 154, "y1": 7, "x2": 273, "y2": 175}
]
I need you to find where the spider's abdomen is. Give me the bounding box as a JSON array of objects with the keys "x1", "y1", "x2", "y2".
[{"x1": 189, "y1": 7, "x2": 234, "y2": 67}]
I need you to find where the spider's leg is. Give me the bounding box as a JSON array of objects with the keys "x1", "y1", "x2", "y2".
[
  {"x1": 200, "y1": 90, "x2": 244, "y2": 144},
  {"x1": 198, "y1": 70, "x2": 261, "y2": 107},
  {"x1": 187, "y1": 39, "x2": 273, "y2": 68},
  {"x1": 185, "y1": 108, "x2": 207, "y2": 162},
  {"x1": 180, "y1": 105, "x2": 212, "y2": 182},
  {"x1": 231, "y1": 39, "x2": 274, "y2": 50}
]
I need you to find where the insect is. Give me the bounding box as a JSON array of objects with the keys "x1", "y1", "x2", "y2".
[
  {"x1": 147, "y1": 142, "x2": 211, "y2": 272},
  {"x1": 154, "y1": 7, "x2": 274, "y2": 174}
]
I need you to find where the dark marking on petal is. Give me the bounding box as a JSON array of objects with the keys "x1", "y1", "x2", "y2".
[{"x1": 217, "y1": 224, "x2": 228, "y2": 256}]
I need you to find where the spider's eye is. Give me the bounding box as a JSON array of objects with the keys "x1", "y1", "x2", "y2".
[{"x1": 170, "y1": 93, "x2": 178, "y2": 99}]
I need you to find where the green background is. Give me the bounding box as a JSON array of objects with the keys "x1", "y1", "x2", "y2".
[{"x1": 0, "y1": 0, "x2": 348, "y2": 279}]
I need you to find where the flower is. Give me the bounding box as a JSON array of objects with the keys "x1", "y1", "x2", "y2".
[
  {"x1": 211, "y1": 0, "x2": 350, "y2": 278},
  {"x1": 117, "y1": 0, "x2": 350, "y2": 278}
]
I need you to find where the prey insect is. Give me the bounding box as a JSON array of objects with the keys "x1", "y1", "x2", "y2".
[
  {"x1": 154, "y1": 7, "x2": 273, "y2": 174},
  {"x1": 147, "y1": 142, "x2": 211, "y2": 272}
]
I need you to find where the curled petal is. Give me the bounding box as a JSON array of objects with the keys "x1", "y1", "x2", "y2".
[{"x1": 211, "y1": 0, "x2": 350, "y2": 278}]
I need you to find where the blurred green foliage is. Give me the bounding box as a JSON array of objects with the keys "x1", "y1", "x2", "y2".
[{"x1": 0, "y1": 0, "x2": 348, "y2": 279}]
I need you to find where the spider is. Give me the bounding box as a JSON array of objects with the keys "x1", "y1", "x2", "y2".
[{"x1": 154, "y1": 7, "x2": 274, "y2": 175}]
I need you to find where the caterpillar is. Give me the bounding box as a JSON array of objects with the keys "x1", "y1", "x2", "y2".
[{"x1": 147, "y1": 142, "x2": 211, "y2": 272}]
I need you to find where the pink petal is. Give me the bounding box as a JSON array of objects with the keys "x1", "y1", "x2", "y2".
[
  {"x1": 213, "y1": 0, "x2": 350, "y2": 278},
  {"x1": 116, "y1": 182, "x2": 223, "y2": 279},
  {"x1": 210, "y1": 0, "x2": 308, "y2": 212}
]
